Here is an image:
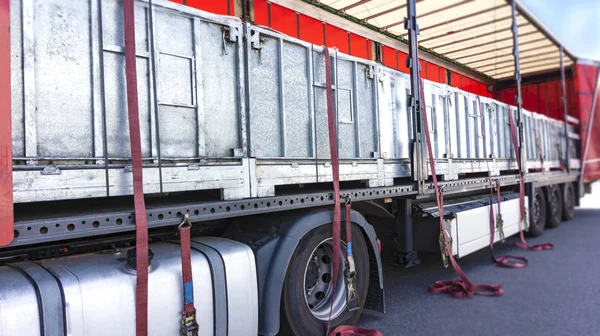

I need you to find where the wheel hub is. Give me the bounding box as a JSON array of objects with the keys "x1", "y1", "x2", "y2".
[{"x1": 303, "y1": 238, "x2": 347, "y2": 321}]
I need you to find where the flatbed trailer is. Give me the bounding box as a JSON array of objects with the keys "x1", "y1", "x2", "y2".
[{"x1": 0, "y1": 0, "x2": 598, "y2": 335}]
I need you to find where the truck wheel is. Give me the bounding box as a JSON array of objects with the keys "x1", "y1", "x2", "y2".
[
  {"x1": 562, "y1": 183, "x2": 575, "y2": 221},
  {"x1": 528, "y1": 188, "x2": 546, "y2": 237},
  {"x1": 545, "y1": 186, "x2": 562, "y2": 228},
  {"x1": 280, "y1": 223, "x2": 370, "y2": 336}
]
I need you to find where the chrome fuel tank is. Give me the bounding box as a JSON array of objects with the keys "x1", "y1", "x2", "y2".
[{"x1": 0, "y1": 237, "x2": 258, "y2": 336}]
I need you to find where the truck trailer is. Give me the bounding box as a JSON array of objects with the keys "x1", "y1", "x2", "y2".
[{"x1": 0, "y1": 0, "x2": 599, "y2": 335}]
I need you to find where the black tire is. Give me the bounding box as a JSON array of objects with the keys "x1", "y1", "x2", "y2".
[
  {"x1": 545, "y1": 185, "x2": 563, "y2": 228},
  {"x1": 562, "y1": 183, "x2": 576, "y2": 221},
  {"x1": 280, "y1": 224, "x2": 370, "y2": 336},
  {"x1": 528, "y1": 188, "x2": 546, "y2": 237}
]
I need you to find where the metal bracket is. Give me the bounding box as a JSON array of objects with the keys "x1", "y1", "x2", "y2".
[
  {"x1": 231, "y1": 148, "x2": 244, "y2": 158},
  {"x1": 224, "y1": 25, "x2": 240, "y2": 42},
  {"x1": 41, "y1": 166, "x2": 61, "y2": 175},
  {"x1": 365, "y1": 65, "x2": 375, "y2": 79},
  {"x1": 249, "y1": 29, "x2": 263, "y2": 50}
]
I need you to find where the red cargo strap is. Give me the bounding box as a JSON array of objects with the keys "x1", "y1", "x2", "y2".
[
  {"x1": 179, "y1": 215, "x2": 198, "y2": 336},
  {"x1": 123, "y1": 1, "x2": 149, "y2": 335},
  {"x1": 324, "y1": 47, "x2": 380, "y2": 336},
  {"x1": 329, "y1": 325, "x2": 384, "y2": 336},
  {"x1": 0, "y1": 0, "x2": 14, "y2": 246},
  {"x1": 506, "y1": 105, "x2": 553, "y2": 252},
  {"x1": 422, "y1": 80, "x2": 503, "y2": 298},
  {"x1": 324, "y1": 47, "x2": 342, "y2": 336},
  {"x1": 476, "y1": 98, "x2": 527, "y2": 268},
  {"x1": 488, "y1": 180, "x2": 528, "y2": 268}
]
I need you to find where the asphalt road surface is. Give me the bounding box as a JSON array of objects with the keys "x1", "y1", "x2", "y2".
[{"x1": 359, "y1": 184, "x2": 600, "y2": 336}]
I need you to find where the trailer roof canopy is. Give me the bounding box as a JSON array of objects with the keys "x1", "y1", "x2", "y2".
[{"x1": 317, "y1": 0, "x2": 574, "y2": 80}]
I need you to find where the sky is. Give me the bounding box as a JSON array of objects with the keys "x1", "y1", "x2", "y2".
[{"x1": 520, "y1": 0, "x2": 600, "y2": 61}]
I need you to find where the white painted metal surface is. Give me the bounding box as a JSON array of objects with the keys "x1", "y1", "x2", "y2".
[{"x1": 453, "y1": 196, "x2": 528, "y2": 258}]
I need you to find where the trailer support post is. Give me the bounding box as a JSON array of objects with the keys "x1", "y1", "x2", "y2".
[
  {"x1": 560, "y1": 46, "x2": 570, "y2": 173},
  {"x1": 393, "y1": 199, "x2": 420, "y2": 267},
  {"x1": 405, "y1": 0, "x2": 427, "y2": 195},
  {"x1": 510, "y1": 0, "x2": 525, "y2": 176}
]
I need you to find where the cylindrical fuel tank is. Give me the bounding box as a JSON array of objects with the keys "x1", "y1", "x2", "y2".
[{"x1": 0, "y1": 237, "x2": 258, "y2": 336}]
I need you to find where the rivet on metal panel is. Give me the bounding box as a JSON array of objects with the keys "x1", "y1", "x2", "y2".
[{"x1": 40, "y1": 166, "x2": 61, "y2": 176}]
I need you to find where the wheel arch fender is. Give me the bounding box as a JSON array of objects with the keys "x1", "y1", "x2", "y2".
[{"x1": 224, "y1": 208, "x2": 384, "y2": 336}]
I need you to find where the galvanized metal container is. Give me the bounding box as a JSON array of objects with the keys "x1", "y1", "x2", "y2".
[
  {"x1": 245, "y1": 24, "x2": 383, "y2": 197},
  {"x1": 0, "y1": 237, "x2": 258, "y2": 336},
  {"x1": 9, "y1": 0, "x2": 580, "y2": 205},
  {"x1": 11, "y1": 0, "x2": 250, "y2": 202}
]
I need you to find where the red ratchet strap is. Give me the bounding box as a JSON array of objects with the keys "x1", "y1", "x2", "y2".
[
  {"x1": 422, "y1": 81, "x2": 502, "y2": 298},
  {"x1": 329, "y1": 325, "x2": 383, "y2": 336},
  {"x1": 123, "y1": 1, "x2": 149, "y2": 335},
  {"x1": 179, "y1": 215, "x2": 198, "y2": 336},
  {"x1": 506, "y1": 105, "x2": 553, "y2": 251},
  {"x1": 324, "y1": 47, "x2": 342, "y2": 336},
  {"x1": 488, "y1": 180, "x2": 528, "y2": 268},
  {"x1": 477, "y1": 97, "x2": 527, "y2": 268},
  {"x1": 324, "y1": 47, "x2": 378, "y2": 336}
]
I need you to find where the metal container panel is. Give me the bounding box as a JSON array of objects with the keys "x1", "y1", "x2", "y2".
[
  {"x1": 0, "y1": 238, "x2": 258, "y2": 336},
  {"x1": 313, "y1": 47, "x2": 379, "y2": 161},
  {"x1": 423, "y1": 80, "x2": 448, "y2": 159},
  {"x1": 245, "y1": 25, "x2": 314, "y2": 159},
  {"x1": 376, "y1": 66, "x2": 412, "y2": 160},
  {"x1": 11, "y1": 0, "x2": 249, "y2": 203}
]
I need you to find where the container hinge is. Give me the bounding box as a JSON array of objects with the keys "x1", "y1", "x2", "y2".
[
  {"x1": 249, "y1": 29, "x2": 263, "y2": 50},
  {"x1": 41, "y1": 166, "x2": 61, "y2": 175},
  {"x1": 365, "y1": 65, "x2": 375, "y2": 80},
  {"x1": 187, "y1": 164, "x2": 200, "y2": 171},
  {"x1": 224, "y1": 25, "x2": 240, "y2": 43},
  {"x1": 221, "y1": 25, "x2": 240, "y2": 56},
  {"x1": 377, "y1": 68, "x2": 386, "y2": 83},
  {"x1": 124, "y1": 165, "x2": 133, "y2": 173}
]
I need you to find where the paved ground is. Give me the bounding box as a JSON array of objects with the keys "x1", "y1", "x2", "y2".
[{"x1": 359, "y1": 183, "x2": 600, "y2": 336}]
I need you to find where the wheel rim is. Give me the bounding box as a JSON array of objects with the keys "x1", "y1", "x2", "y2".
[{"x1": 303, "y1": 238, "x2": 347, "y2": 321}]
